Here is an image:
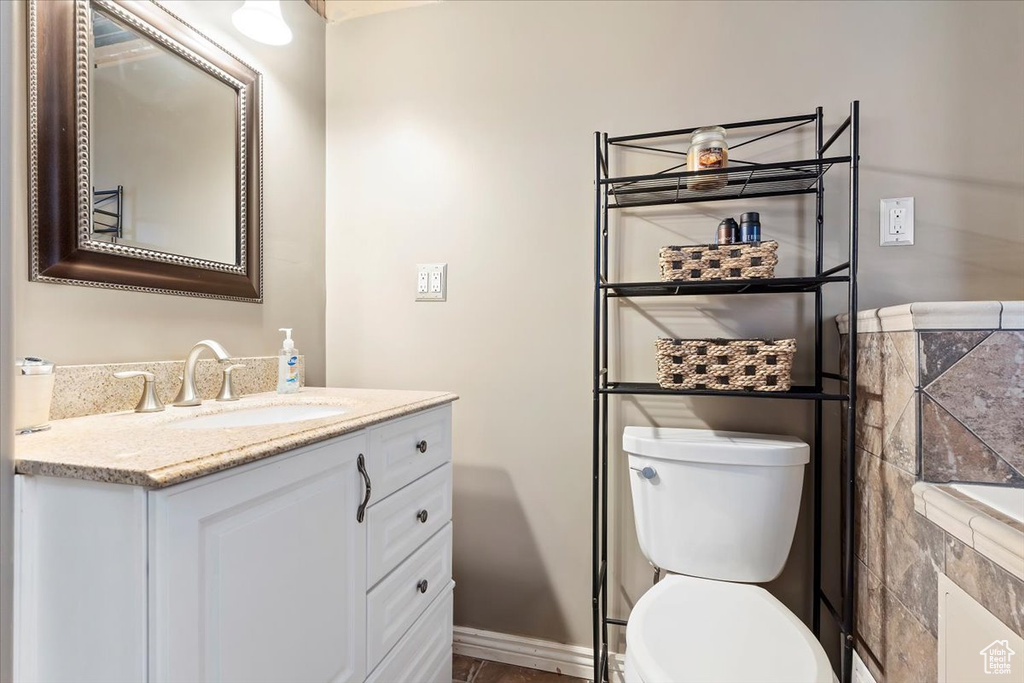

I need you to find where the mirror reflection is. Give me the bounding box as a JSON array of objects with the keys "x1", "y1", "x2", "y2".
[{"x1": 89, "y1": 8, "x2": 238, "y2": 265}]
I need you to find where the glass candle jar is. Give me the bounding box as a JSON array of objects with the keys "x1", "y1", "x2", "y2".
[{"x1": 687, "y1": 126, "x2": 728, "y2": 191}]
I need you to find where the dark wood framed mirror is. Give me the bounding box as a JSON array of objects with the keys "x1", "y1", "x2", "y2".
[{"x1": 28, "y1": 0, "x2": 263, "y2": 302}]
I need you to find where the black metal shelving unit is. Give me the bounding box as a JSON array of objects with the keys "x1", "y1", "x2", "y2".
[
  {"x1": 592, "y1": 103, "x2": 860, "y2": 683},
  {"x1": 92, "y1": 185, "x2": 124, "y2": 238}
]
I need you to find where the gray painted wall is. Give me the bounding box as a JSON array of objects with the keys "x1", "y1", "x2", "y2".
[{"x1": 325, "y1": 0, "x2": 1024, "y2": 651}]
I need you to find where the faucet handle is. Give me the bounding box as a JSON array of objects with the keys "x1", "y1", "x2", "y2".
[
  {"x1": 216, "y1": 364, "x2": 246, "y2": 402},
  {"x1": 113, "y1": 371, "x2": 165, "y2": 413}
]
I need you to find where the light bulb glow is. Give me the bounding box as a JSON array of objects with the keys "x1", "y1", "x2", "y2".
[{"x1": 232, "y1": 0, "x2": 292, "y2": 46}]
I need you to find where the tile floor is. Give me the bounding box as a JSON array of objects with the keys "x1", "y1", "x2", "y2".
[{"x1": 453, "y1": 654, "x2": 588, "y2": 683}]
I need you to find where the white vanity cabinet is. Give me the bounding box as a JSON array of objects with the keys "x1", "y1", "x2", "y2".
[
  {"x1": 14, "y1": 404, "x2": 454, "y2": 683},
  {"x1": 149, "y1": 432, "x2": 369, "y2": 682}
]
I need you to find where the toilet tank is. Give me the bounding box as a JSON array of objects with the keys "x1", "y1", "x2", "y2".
[{"x1": 624, "y1": 427, "x2": 809, "y2": 583}]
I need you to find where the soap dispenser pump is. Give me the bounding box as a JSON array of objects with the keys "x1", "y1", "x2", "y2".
[{"x1": 277, "y1": 328, "x2": 300, "y2": 394}]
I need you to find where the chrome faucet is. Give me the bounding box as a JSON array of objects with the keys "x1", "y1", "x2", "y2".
[{"x1": 172, "y1": 339, "x2": 232, "y2": 407}]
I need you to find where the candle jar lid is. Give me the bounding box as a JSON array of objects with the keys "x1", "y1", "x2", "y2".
[
  {"x1": 16, "y1": 357, "x2": 55, "y2": 375},
  {"x1": 691, "y1": 126, "x2": 727, "y2": 145}
]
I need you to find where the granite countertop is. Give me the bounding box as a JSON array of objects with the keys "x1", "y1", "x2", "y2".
[{"x1": 15, "y1": 387, "x2": 458, "y2": 488}]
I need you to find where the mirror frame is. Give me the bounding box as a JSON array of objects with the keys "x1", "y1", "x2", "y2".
[{"x1": 28, "y1": 0, "x2": 263, "y2": 302}]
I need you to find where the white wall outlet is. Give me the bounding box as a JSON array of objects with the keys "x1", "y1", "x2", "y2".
[
  {"x1": 416, "y1": 263, "x2": 447, "y2": 301},
  {"x1": 880, "y1": 197, "x2": 914, "y2": 246}
]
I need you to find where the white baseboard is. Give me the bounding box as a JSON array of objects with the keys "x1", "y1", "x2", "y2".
[
  {"x1": 454, "y1": 625, "x2": 866, "y2": 683},
  {"x1": 455, "y1": 625, "x2": 865, "y2": 683},
  {"x1": 453, "y1": 626, "x2": 626, "y2": 683}
]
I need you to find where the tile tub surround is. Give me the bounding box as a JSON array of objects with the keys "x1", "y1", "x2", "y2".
[
  {"x1": 48, "y1": 356, "x2": 304, "y2": 421},
  {"x1": 852, "y1": 448, "x2": 1024, "y2": 683},
  {"x1": 838, "y1": 302, "x2": 1024, "y2": 484},
  {"x1": 841, "y1": 302, "x2": 1024, "y2": 682},
  {"x1": 15, "y1": 387, "x2": 457, "y2": 487},
  {"x1": 912, "y1": 482, "x2": 1024, "y2": 580},
  {"x1": 836, "y1": 300, "x2": 1021, "y2": 334},
  {"x1": 922, "y1": 332, "x2": 1024, "y2": 483}
]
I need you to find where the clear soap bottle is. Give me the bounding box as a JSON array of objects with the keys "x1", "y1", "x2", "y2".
[{"x1": 277, "y1": 328, "x2": 300, "y2": 394}]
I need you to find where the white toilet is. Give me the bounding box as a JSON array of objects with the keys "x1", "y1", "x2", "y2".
[{"x1": 622, "y1": 426, "x2": 835, "y2": 683}]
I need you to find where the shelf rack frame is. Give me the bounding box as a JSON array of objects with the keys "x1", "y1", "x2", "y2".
[{"x1": 592, "y1": 103, "x2": 860, "y2": 683}]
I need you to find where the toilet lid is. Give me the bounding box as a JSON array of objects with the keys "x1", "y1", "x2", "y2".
[
  {"x1": 627, "y1": 575, "x2": 834, "y2": 683},
  {"x1": 623, "y1": 427, "x2": 809, "y2": 467}
]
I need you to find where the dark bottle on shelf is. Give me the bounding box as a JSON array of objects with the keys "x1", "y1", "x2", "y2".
[
  {"x1": 739, "y1": 212, "x2": 761, "y2": 243},
  {"x1": 716, "y1": 218, "x2": 738, "y2": 245}
]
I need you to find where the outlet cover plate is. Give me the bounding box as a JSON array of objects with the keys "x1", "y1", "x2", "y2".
[
  {"x1": 416, "y1": 263, "x2": 447, "y2": 302},
  {"x1": 880, "y1": 197, "x2": 914, "y2": 246}
]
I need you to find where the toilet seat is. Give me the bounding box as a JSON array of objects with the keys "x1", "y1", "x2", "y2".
[{"x1": 625, "y1": 574, "x2": 834, "y2": 683}]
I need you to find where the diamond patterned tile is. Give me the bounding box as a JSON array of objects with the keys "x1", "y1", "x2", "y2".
[
  {"x1": 919, "y1": 331, "x2": 991, "y2": 388},
  {"x1": 926, "y1": 331, "x2": 1024, "y2": 475},
  {"x1": 921, "y1": 395, "x2": 1024, "y2": 485},
  {"x1": 887, "y1": 331, "x2": 919, "y2": 387}
]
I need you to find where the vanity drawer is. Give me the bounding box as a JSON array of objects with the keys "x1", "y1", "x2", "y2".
[
  {"x1": 365, "y1": 583, "x2": 453, "y2": 683},
  {"x1": 368, "y1": 406, "x2": 451, "y2": 501},
  {"x1": 368, "y1": 463, "x2": 452, "y2": 586},
  {"x1": 367, "y1": 523, "x2": 452, "y2": 668}
]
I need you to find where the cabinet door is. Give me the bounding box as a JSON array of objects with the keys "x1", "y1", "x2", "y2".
[{"x1": 149, "y1": 433, "x2": 369, "y2": 683}]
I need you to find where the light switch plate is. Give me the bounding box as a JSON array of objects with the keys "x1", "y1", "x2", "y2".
[
  {"x1": 880, "y1": 197, "x2": 914, "y2": 246},
  {"x1": 416, "y1": 263, "x2": 447, "y2": 301}
]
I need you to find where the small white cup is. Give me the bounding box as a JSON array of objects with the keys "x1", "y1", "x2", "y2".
[{"x1": 14, "y1": 373, "x2": 56, "y2": 433}]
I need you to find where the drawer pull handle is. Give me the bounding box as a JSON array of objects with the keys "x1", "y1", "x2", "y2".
[
  {"x1": 417, "y1": 509, "x2": 429, "y2": 523},
  {"x1": 356, "y1": 454, "x2": 371, "y2": 523},
  {"x1": 417, "y1": 579, "x2": 429, "y2": 594},
  {"x1": 417, "y1": 439, "x2": 428, "y2": 453}
]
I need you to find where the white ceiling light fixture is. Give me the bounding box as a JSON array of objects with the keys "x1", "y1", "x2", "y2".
[{"x1": 232, "y1": 0, "x2": 293, "y2": 46}]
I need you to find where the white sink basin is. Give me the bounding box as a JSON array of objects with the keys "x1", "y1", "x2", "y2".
[{"x1": 172, "y1": 405, "x2": 346, "y2": 429}]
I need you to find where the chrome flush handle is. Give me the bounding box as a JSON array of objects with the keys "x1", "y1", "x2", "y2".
[{"x1": 630, "y1": 465, "x2": 658, "y2": 480}]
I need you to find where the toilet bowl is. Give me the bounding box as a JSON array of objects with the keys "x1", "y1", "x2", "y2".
[
  {"x1": 623, "y1": 575, "x2": 834, "y2": 683},
  {"x1": 623, "y1": 427, "x2": 834, "y2": 683}
]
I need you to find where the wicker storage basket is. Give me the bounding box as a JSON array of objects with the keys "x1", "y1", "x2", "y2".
[
  {"x1": 659, "y1": 240, "x2": 778, "y2": 281},
  {"x1": 655, "y1": 337, "x2": 796, "y2": 392}
]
